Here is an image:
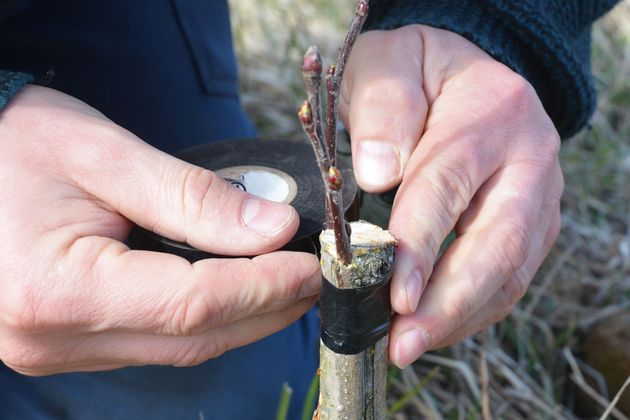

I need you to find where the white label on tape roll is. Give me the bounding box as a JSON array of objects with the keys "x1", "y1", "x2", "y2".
[{"x1": 215, "y1": 165, "x2": 298, "y2": 204}]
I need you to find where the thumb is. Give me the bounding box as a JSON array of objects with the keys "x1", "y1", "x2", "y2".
[
  {"x1": 61, "y1": 129, "x2": 298, "y2": 256},
  {"x1": 341, "y1": 26, "x2": 428, "y2": 192}
]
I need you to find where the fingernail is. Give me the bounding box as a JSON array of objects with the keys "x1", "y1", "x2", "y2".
[
  {"x1": 393, "y1": 328, "x2": 431, "y2": 368},
  {"x1": 404, "y1": 270, "x2": 423, "y2": 313},
  {"x1": 242, "y1": 198, "x2": 294, "y2": 235},
  {"x1": 355, "y1": 140, "x2": 401, "y2": 189}
]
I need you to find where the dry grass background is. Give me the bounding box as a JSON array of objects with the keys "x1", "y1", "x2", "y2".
[{"x1": 228, "y1": 1, "x2": 630, "y2": 418}]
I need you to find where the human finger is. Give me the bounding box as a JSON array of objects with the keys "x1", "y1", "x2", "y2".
[
  {"x1": 432, "y1": 169, "x2": 563, "y2": 348},
  {"x1": 2, "y1": 236, "x2": 320, "y2": 340},
  {"x1": 340, "y1": 26, "x2": 428, "y2": 192},
  {"x1": 387, "y1": 51, "x2": 558, "y2": 317},
  {"x1": 389, "y1": 157, "x2": 562, "y2": 367},
  {"x1": 7, "y1": 86, "x2": 299, "y2": 256},
  {"x1": 387, "y1": 117, "x2": 506, "y2": 316},
  {"x1": 5, "y1": 296, "x2": 317, "y2": 375}
]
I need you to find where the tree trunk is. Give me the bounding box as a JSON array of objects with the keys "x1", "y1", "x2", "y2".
[{"x1": 315, "y1": 220, "x2": 396, "y2": 420}]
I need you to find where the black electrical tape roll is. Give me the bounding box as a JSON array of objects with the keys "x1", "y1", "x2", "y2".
[
  {"x1": 320, "y1": 275, "x2": 392, "y2": 355},
  {"x1": 127, "y1": 138, "x2": 358, "y2": 262}
]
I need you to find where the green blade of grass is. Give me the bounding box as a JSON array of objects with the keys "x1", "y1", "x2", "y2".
[
  {"x1": 388, "y1": 366, "x2": 440, "y2": 417},
  {"x1": 386, "y1": 364, "x2": 401, "y2": 395},
  {"x1": 301, "y1": 373, "x2": 320, "y2": 420},
  {"x1": 275, "y1": 382, "x2": 293, "y2": 420}
]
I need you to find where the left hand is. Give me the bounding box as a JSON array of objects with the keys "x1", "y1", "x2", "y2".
[{"x1": 340, "y1": 25, "x2": 563, "y2": 367}]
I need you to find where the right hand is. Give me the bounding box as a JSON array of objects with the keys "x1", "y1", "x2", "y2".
[{"x1": 0, "y1": 85, "x2": 320, "y2": 376}]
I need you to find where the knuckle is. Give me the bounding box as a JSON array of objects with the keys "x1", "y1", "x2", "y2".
[
  {"x1": 541, "y1": 130, "x2": 561, "y2": 157},
  {"x1": 488, "y1": 303, "x2": 515, "y2": 326},
  {"x1": 0, "y1": 256, "x2": 93, "y2": 336},
  {"x1": 1, "y1": 348, "x2": 29, "y2": 374},
  {"x1": 205, "y1": 335, "x2": 230, "y2": 359},
  {"x1": 507, "y1": 74, "x2": 537, "y2": 106},
  {"x1": 165, "y1": 283, "x2": 226, "y2": 336},
  {"x1": 170, "y1": 342, "x2": 214, "y2": 367},
  {"x1": 531, "y1": 130, "x2": 561, "y2": 168},
  {"x1": 499, "y1": 270, "x2": 531, "y2": 307},
  {"x1": 433, "y1": 331, "x2": 471, "y2": 350},
  {"x1": 398, "y1": 215, "x2": 439, "y2": 275},
  {"x1": 548, "y1": 171, "x2": 565, "y2": 208},
  {"x1": 556, "y1": 171, "x2": 565, "y2": 198},
  {"x1": 492, "y1": 218, "x2": 531, "y2": 274},
  {"x1": 494, "y1": 68, "x2": 538, "y2": 112},
  {"x1": 0, "y1": 329, "x2": 51, "y2": 376},
  {"x1": 473, "y1": 64, "x2": 545, "y2": 125},
  {"x1": 249, "y1": 255, "x2": 315, "y2": 312},
  {"x1": 541, "y1": 175, "x2": 563, "y2": 251},
  {"x1": 261, "y1": 255, "x2": 314, "y2": 302},
  {"x1": 1, "y1": 279, "x2": 43, "y2": 334},
  {"x1": 280, "y1": 300, "x2": 313, "y2": 330},
  {"x1": 178, "y1": 166, "x2": 225, "y2": 228},
  {"x1": 408, "y1": 240, "x2": 437, "y2": 281},
  {"x1": 1, "y1": 347, "x2": 49, "y2": 376},
  {"x1": 405, "y1": 157, "x2": 478, "y2": 271},
  {"x1": 443, "y1": 291, "x2": 473, "y2": 329},
  {"x1": 544, "y1": 209, "x2": 562, "y2": 251},
  {"x1": 427, "y1": 159, "x2": 474, "y2": 221}
]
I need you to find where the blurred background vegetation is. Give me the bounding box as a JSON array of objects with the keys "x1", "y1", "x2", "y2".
[{"x1": 229, "y1": 1, "x2": 630, "y2": 418}]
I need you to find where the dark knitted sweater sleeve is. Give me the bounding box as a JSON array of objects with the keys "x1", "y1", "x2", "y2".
[
  {"x1": 0, "y1": 70, "x2": 33, "y2": 112},
  {"x1": 0, "y1": 1, "x2": 34, "y2": 112},
  {"x1": 365, "y1": 0, "x2": 621, "y2": 139}
]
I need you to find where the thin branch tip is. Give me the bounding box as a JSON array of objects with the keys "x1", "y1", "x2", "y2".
[
  {"x1": 357, "y1": 0, "x2": 369, "y2": 17},
  {"x1": 302, "y1": 46, "x2": 323, "y2": 74},
  {"x1": 300, "y1": 0, "x2": 372, "y2": 265}
]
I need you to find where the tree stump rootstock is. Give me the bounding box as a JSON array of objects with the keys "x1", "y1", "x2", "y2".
[{"x1": 316, "y1": 221, "x2": 396, "y2": 420}]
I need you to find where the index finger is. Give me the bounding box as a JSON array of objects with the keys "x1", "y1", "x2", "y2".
[
  {"x1": 340, "y1": 26, "x2": 428, "y2": 192},
  {"x1": 388, "y1": 55, "x2": 547, "y2": 316},
  {"x1": 11, "y1": 236, "x2": 320, "y2": 337}
]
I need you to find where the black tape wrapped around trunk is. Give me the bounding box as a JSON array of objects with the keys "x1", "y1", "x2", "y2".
[{"x1": 320, "y1": 275, "x2": 391, "y2": 355}]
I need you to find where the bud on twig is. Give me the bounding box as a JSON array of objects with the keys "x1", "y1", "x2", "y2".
[
  {"x1": 298, "y1": 100, "x2": 313, "y2": 125},
  {"x1": 326, "y1": 167, "x2": 342, "y2": 190},
  {"x1": 302, "y1": 46, "x2": 325, "y2": 156},
  {"x1": 356, "y1": 0, "x2": 368, "y2": 17},
  {"x1": 302, "y1": 46, "x2": 323, "y2": 74}
]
